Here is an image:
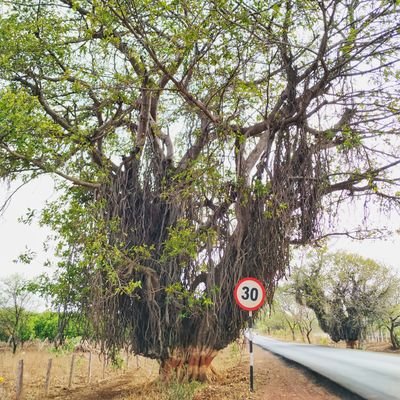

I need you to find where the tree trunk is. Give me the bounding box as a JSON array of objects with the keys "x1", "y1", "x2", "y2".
[
  {"x1": 345, "y1": 340, "x2": 357, "y2": 349},
  {"x1": 12, "y1": 337, "x2": 17, "y2": 354},
  {"x1": 389, "y1": 326, "x2": 400, "y2": 350},
  {"x1": 159, "y1": 347, "x2": 218, "y2": 382},
  {"x1": 285, "y1": 320, "x2": 296, "y2": 342},
  {"x1": 298, "y1": 326, "x2": 306, "y2": 342}
]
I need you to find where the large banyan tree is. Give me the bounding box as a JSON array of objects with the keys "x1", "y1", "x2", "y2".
[{"x1": 1, "y1": 0, "x2": 400, "y2": 380}]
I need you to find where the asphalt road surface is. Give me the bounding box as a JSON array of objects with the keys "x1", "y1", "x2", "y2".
[{"x1": 251, "y1": 334, "x2": 400, "y2": 400}]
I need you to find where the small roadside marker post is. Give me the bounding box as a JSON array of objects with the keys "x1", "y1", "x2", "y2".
[{"x1": 234, "y1": 277, "x2": 266, "y2": 393}]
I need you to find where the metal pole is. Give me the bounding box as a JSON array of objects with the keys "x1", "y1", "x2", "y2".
[{"x1": 249, "y1": 310, "x2": 254, "y2": 392}]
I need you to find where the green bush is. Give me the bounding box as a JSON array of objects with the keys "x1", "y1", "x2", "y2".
[
  {"x1": 111, "y1": 353, "x2": 124, "y2": 370},
  {"x1": 33, "y1": 312, "x2": 59, "y2": 341},
  {"x1": 50, "y1": 336, "x2": 82, "y2": 355},
  {"x1": 318, "y1": 336, "x2": 329, "y2": 346}
]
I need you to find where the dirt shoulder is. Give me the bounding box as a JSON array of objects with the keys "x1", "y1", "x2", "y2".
[
  {"x1": 198, "y1": 345, "x2": 361, "y2": 400},
  {"x1": 252, "y1": 346, "x2": 362, "y2": 400}
]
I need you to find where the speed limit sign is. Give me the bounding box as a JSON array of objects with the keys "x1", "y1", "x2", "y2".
[{"x1": 234, "y1": 277, "x2": 266, "y2": 311}]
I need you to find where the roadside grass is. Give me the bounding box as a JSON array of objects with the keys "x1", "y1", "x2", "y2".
[
  {"x1": 121, "y1": 340, "x2": 249, "y2": 400},
  {"x1": 0, "y1": 339, "x2": 251, "y2": 400},
  {"x1": 0, "y1": 345, "x2": 157, "y2": 400}
]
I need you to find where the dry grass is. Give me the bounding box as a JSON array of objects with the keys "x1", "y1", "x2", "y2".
[
  {"x1": 0, "y1": 341, "x2": 250, "y2": 400},
  {"x1": 0, "y1": 345, "x2": 158, "y2": 400},
  {"x1": 116, "y1": 341, "x2": 252, "y2": 400}
]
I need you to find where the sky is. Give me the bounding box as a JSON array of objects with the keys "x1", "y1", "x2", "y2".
[
  {"x1": 0, "y1": 176, "x2": 58, "y2": 280},
  {"x1": 1, "y1": 176, "x2": 400, "y2": 283}
]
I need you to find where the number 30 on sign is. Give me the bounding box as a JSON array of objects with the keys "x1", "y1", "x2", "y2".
[{"x1": 234, "y1": 277, "x2": 266, "y2": 311}]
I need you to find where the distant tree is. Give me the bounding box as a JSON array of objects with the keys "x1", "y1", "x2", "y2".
[
  {"x1": 32, "y1": 310, "x2": 85, "y2": 343},
  {"x1": 379, "y1": 285, "x2": 400, "y2": 349},
  {"x1": 1, "y1": 0, "x2": 400, "y2": 379},
  {"x1": 293, "y1": 251, "x2": 396, "y2": 348},
  {"x1": 0, "y1": 274, "x2": 33, "y2": 353},
  {"x1": 31, "y1": 267, "x2": 90, "y2": 347},
  {"x1": 275, "y1": 286, "x2": 316, "y2": 343},
  {"x1": 296, "y1": 306, "x2": 316, "y2": 345},
  {"x1": 256, "y1": 307, "x2": 287, "y2": 337}
]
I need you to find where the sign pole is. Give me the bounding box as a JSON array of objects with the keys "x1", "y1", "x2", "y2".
[
  {"x1": 233, "y1": 277, "x2": 266, "y2": 394},
  {"x1": 249, "y1": 310, "x2": 254, "y2": 392}
]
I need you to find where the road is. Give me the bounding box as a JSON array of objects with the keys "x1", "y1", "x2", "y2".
[{"x1": 251, "y1": 334, "x2": 400, "y2": 400}]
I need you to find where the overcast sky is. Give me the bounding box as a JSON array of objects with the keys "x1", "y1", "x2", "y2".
[
  {"x1": 0, "y1": 176, "x2": 58, "y2": 280},
  {"x1": 1, "y1": 176, "x2": 400, "y2": 281}
]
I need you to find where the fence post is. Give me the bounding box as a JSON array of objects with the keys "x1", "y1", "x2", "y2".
[
  {"x1": 16, "y1": 359, "x2": 24, "y2": 400},
  {"x1": 45, "y1": 358, "x2": 52, "y2": 396},
  {"x1": 87, "y1": 352, "x2": 92, "y2": 383},
  {"x1": 102, "y1": 355, "x2": 106, "y2": 380},
  {"x1": 68, "y1": 354, "x2": 76, "y2": 389},
  {"x1": 125, "y1": 349, "x2": 129, "y2": 371}
]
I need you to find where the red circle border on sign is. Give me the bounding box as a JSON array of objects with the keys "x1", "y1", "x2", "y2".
[{"x1": 233, "y1": 277, "x2": 266, "y2": 311}]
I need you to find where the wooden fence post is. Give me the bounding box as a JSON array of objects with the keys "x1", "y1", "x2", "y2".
[
  {"x1": 68, "y1": 354, "x2": 75, "y2": 389},
  {"x1": 102, "y1": 355, "x2": 106, "y2": 380},
  {"x1": 16, "y1": 359, "x2": 23, "y2": 400},
  {"x1": 125, "y1": 349, "x2": 129, "y2": 371},
  {"x1": 45, "y1": 358, "x2": 52, "y2": 396},
  {"x1": 87, "y1": 352, "x2": 92, "y2": 383}
]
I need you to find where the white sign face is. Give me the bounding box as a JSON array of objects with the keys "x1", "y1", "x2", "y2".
[{"x1": 234, "y1": 277, "x2": 266, "y2": 311}]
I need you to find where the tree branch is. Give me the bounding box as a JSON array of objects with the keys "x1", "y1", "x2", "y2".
[{"x1": 1, "y1": 145, "x2": 100, "y2": 189}]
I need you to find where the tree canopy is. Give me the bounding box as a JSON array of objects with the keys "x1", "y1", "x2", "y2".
[{"x1": 1, "y1": 0, "x2": 400, "y2": 379}]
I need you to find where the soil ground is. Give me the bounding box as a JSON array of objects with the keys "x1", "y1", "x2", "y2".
[{"x1": 44, "y1": 346, "x2": 361, "y2": 399}]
